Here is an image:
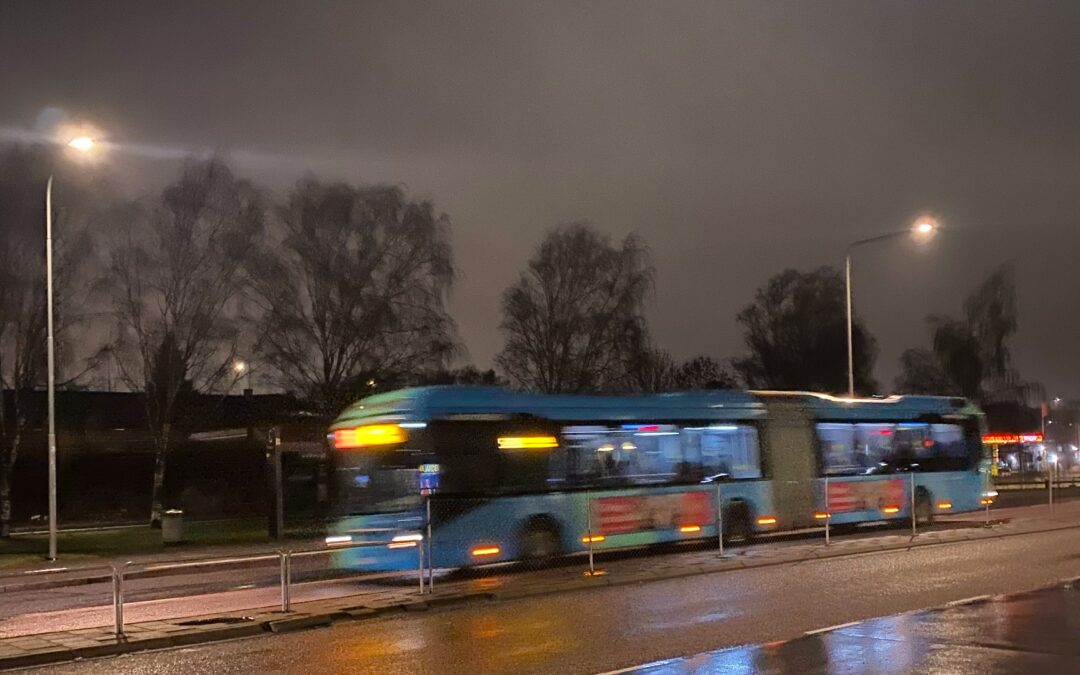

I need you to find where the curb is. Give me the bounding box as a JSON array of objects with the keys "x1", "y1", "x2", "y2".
[{"x1": 2, "y1": 517, "x2": 1078, "y2": 670}]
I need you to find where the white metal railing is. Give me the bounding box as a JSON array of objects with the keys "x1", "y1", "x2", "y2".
[{"x1": 0, "y1": 537, "x2": 426, "y2": 638}]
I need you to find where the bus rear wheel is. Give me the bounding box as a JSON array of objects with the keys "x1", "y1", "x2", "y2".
[{"x1": 519, "y1": 519, "x2": 562, "y2": 562}]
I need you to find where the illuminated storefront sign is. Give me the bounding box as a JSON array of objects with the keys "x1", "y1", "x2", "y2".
[{"x1": 982, "y1": 433, "x2": 1043, "y2": 445}]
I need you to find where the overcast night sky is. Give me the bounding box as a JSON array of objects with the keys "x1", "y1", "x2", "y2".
[{"x1": 3, "y1": 1, "x2": 1080, "y2": 396}]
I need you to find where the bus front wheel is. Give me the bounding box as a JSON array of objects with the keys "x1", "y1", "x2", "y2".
[{"x1": 519, "y1": 518, "x2": 563, "y2": 561}]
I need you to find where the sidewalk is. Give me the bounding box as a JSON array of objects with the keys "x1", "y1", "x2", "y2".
[{"x1": 2, "y1": 502, "x2": 1080, "y2": 670}]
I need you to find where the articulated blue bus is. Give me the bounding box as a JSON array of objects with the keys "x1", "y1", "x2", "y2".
[{"x1": 324, "y1": 387, "x2": 990, "y2": 570}]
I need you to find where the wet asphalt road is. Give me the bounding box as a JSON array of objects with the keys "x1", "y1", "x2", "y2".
[
  {"x1": 629, "y1": 583, "x2": 1080, "y2": 674},
  {"x1": 18, "y1": 524, "x2": 1080, "y2": 675}
]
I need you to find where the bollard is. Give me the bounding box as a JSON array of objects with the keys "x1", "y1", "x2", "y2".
[
  {"x1": 910, "y1": 471, "x2": 916, "y2": 536},
  {"x1": 585, "y1": 491, "x2": 596, "y2": 575},
  {"x1": 112, "y1": 564, "x2": 125, "y2": 637},
  {"x1": 824, "y1": 475, "x2": 830, "y2": 546},
  {"x1": 716, "y1": 481, "x2": 724, "y2": 558},
  {"x1": 418, "y1": 535, "x2": 425, "y2": 594},
  {"x1": 1049, "y1": 471, "x2": 1054, "y2": 513},
  {"x1": 426, "y1": 497, "x2": 434, "y2": 592},
  {"x1": 279, "y1": 551, "x2": 292, "y2": 612},
  {"x1": 985, "y1": 495, "x2": 991, "y2": 527}
]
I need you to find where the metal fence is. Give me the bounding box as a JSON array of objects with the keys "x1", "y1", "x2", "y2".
[{"x1": 0, "y1": 537, "x2": 426, "y2": 638}]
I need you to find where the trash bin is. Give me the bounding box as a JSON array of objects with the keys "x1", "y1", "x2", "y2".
[{"x1": 162, "y1": 509, "x2": 184, "y2": 544}]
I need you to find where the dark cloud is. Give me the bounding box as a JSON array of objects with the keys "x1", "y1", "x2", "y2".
[{"x1": 3, "y1": 1, "x2": 1080, "y2": 394}]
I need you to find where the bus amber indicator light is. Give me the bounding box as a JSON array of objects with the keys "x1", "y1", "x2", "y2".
[
  {"x1": 937, "y1": 502, "x2": 953, "y2": 510},
  {"x1": 497, "y1": 436, "x2": 558, "y2": 450},
  {"x1": 333, "y1": 424, "x2": 406, "y2": 449},
  {"x1": 756, "y1": 517, "x2": 777, "y2": 526},
  {"x1": 471, "y1": 546, "x2": 501, "y2": 557},
  {"x1": 581, "y1": 534, "x2": 605, "y2": 543},
  {"x1": 814, "y1": 513, "x2": 830, "y2": 520},
  {"x1": 882, "y1": 506, "x2": 901, "y2": 514},
  {"x1": 679, "y1": 525, "x2": 701, "y2": 533}
]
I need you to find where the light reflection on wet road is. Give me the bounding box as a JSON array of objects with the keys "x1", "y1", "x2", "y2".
[
  {"x1": 629, "y1": 585, "x2": 1080, "y2": 673},
  {"x1": 19, "y1": 526, "x2": 1080, "y2": 675}
]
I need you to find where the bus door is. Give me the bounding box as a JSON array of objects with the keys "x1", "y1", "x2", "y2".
[{"x1": 761, "y1": 400, "x2": 818, "y2": 529}]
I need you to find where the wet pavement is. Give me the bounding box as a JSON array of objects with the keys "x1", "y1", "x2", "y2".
[
  {"x1": 17, "y1": 524, "x2": 1080, "y2": 674},
  {"x1": 626, "y1": 583, "x2": 1080, "y2": 674}
]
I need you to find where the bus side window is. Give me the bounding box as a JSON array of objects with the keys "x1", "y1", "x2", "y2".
[
  {"x1": 700, "y1": 425, "x2": 761, "y2": 480},
  {"x1": 816, "y1": 423, "x2": 857, "y2": 475},
  {"x1": 931, "y1": 423, "x2": 968, "y2": 470}
]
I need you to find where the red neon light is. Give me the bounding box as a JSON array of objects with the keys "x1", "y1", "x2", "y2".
[
  {"x1": 982, "y1": 433, "x2": 1044, "y2": 445},
  {"x1": 637, "y1": 425, "x2": 660, "y2": 432}
]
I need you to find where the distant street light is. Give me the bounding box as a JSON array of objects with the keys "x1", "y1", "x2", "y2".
[
  {"x1": 46, "y1": 134, "x2": 98, "y2": 561},
  {"x1": 233, "y1": 359, "x2": 253, "y2": 392},
  {"x1": 845, "y1": 216, "x2": 939, "y2": 397}
]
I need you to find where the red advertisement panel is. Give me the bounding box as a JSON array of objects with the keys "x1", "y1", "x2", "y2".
[
  {"x1": 826, "y1": 479, "x2": 905, "y2": 513},
  {"x1": 592, "y1": 491, "x2": 713, "y2": 535}
]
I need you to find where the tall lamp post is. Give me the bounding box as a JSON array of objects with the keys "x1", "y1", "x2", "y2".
[
  {"x1": 845, "y1": 217, "x2": 939, "y2": 398},
  {"x1": 46, "y1": 135, "x2": 96, "y2": 561}
]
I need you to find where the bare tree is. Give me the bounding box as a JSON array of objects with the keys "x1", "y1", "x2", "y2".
[
  {"x1": 733, "y1": 267, "x2": 878, "y2": 394},
  {"x1": 0, "y1": 242, "x2": 43, "y2": 537},
  {"x1": 622, "y1": 346, "x2": 677, "y2": 393},
  {"x1": 895, "y1": 264, "x2": 1038, "y2": 405},
  {"x1": 673, "y1": 355, "x2": 738, "y2": 390},
  {"x1": 248, "y1": 179, "x2": 456, "y2": 414},
  {"x1": 104, "y1": 158, "x2": 263, "y2": 526},
  {"x1": 497, "y1": 223, "x2": 655, "y2": 393}
]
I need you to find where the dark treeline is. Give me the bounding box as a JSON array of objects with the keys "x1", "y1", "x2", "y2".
[{"x1": 0, "y1": 145, "x2": 1037, "y2": 530}]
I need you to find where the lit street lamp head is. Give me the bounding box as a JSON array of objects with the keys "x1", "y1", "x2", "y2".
[
  {"x1": 911, "y1": 216, "x2": 939, "y2": 242},
  {"x1": 67, "y1": 136, "x2": 96, "y2": 152},
  {"x1": 233, "y1": 360, "x2": 248, "y2": 375}
]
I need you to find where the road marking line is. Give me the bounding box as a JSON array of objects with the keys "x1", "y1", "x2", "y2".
[
  {"x1": 946, "y1": 594, "x2": 992, "y2": 607},
  {"x1": 805, "y1": 620, "x2": 860, "y2": 636},
  {"x1": 594, "y1": 658, "x2": 680, "y2": 675}
]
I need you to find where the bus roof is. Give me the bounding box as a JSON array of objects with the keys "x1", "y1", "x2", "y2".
[
  {"x1": 750, "y1": 390, "x2": 981, "y2": 420},
  {"x1": 331, "y1": 386, "x2": 980, "y2": 429}
]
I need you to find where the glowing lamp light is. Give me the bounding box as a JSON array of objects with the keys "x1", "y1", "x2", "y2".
[
  {"x1": 67, "y1": 136, "x2": 96, "y2": 152},
  {"x1": 814, "y1": 513, "x2": 830, "y2": 520},
  {"x1": 471, "y1": 546, "x2": 501, "y2": 557},
  {"x1": 497, "y1": 435, "x2": 558, "y2": 450},
  {"x1": 679, "y1": 525, "x2": 702, "y2": 534},
  {"x1": 756, "y1": 517, "x2": 777, "y2": 526},
  {"x1": 911, "y1": 216, "x2": 939, "y2": 241},
  {"x1": 882, "y1": 506, "x2": 901, "y2": 514},
  {"x1": 388, "y1": 535, "x2": 420, "y2": 549},
  {"x1": 581, "y1": 534, "x2": 605, "y2": 544},
  {"x1": 937, "y1": 502, "x2": 953, "y2": 510},
  {"x1": 333, "y1": 424, "x2": 406, "y2": 449}
]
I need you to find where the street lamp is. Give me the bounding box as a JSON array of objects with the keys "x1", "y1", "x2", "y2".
[
  {"x1": 233, "y1": 359, "x2": 253, "y2": 392},
  {"x1": 845, "y1": 216, "x2": 939, "y2": 397},
  {"x1": 46, "y1": 135, "x2": 97, "y2": 560}
]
